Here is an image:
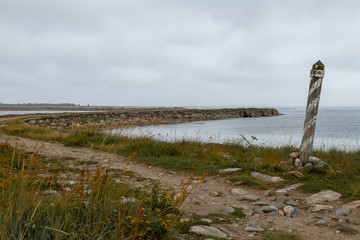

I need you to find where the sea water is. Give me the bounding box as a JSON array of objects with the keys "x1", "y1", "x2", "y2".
[{"x1": 111, "y1": 107, "x2": 360, "y2": 151}]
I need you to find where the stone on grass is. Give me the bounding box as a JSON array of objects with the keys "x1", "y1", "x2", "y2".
[
  {"x1": 238, "y1": 195, "x2": 259, "y2": 202},
  {"x1": 243, "y1": 227, "x2": 264, "y2": 232},
  {"x1": 310, "y1": 204, "x2": 333, "y2": 212},
  {"x1": 231, "y1": 188, "x2": 248, "y2": 196},
  {"x1": 189, "y1": 226, "x2": 227, "y2": 238},
  {"x1": 219, "y1": 153, "x2": 233, "y2": 160},
  {"x1": 336, "y1": 207, "x2": 351, "y2": 216},
  {"x1": 306, "y1": 190, "x2": 341, "y2": 204},
  {"x1": 287, "y1": 171, "x2": 304, "y2": 178},
  {"x1": 41, "y1": 190, "x2": 60, "y2": 197},
  {"x1": 303, "y1": 163, "x2": 313, "y2": 169},
  {"x1": 289, "y1": 152, "x2": 300, "y2": 159},
  {"x1": 276, "y1": 183, "x2": 303, "y2": 193},
  {"x1": 219, "y1": 168, "x2": 242, "y2": 174},
  {"x1": 251, "y1": 172, "x2": 284, "y2": 183},
  {"x1": 201, "y1": 218, "x2": 213, "y2": 224},
  {"x1": 294, "y1": 159, "x2": 302, "y2": 169},
  {"x1": 343, "y1": 200, "x2": 360, "y2": 209},
  {"x1": 308, "y1": 156, "x2": 321, "y2": 164}
]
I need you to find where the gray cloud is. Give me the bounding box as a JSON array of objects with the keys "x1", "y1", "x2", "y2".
[{"x1": 1, "y1": 0, "x2": 360, "y2": 106}]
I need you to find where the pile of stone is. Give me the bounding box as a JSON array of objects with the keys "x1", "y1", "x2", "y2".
[{"x1": 284, "y1": 152, "x2": 333, "y2": 171}]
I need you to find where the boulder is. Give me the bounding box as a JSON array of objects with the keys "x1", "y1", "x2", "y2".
[
  {"x1": 219, "y1": 168, "x2": 242, "y2": 174},
  {"x1": 243, "y1": 227, "x2": 264, "y2": 232},
  {"x1": 336, "y1": 207, "x2": 351, "y2": 216},
  {"x1": 306, "y1": 190, "x2": 341, "y2": 204},
  {"x1": 251, "y1": 172, "x2": 284, "y2": 183},
  {"x1": 189, "y1": 226, "x2": 227, "y2": 238},
  {"x1": 238, "y1": 195, "x2": 259, "y2": 202},
  {"x1": 310, "y1": 204, "x2": 333, "y2": 212},
  {"x1": 283, "y1": 206, "x2": 295, "y2": 217},
  {"x1": 276, "y1": 183, "x2": 303, "y2": 193},
  {"x1": 231, "y1": 188, "x2": 248, "y2": 196},
  {"x1": 343, "y1": 200, "x2": 360, "y2": 209},
  {"x1": 289, "y1": 152, "x2": 299, "y2": 159}
]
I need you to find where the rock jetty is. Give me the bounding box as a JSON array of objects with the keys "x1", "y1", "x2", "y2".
[{"x1": 23, "y1": 108, "x2": 280, "y2": 129}]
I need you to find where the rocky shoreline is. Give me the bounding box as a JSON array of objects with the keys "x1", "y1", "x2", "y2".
[{"x1": 23, "y1": 108, "x2": 280, "y2": 129}]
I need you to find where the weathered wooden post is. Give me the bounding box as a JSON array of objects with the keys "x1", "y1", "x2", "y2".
[{"x1": 299, "y1": 60, "x2": 325, "y2": 164}]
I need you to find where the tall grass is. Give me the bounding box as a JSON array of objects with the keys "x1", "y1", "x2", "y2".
[{"x1": 0, "y1": 143, "x2": 199, "y2": 239}]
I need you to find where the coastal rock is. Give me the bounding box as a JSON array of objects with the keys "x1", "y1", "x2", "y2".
[
  {"x1": 231, "y1": 188, "x2": 248, "y2": 196},
  {"x1": 286, "y1": 199, "x2": 300, "y2": 207},
  {"x1": 283, "y1": 206, "x2": 295, "y2": 217},
  {"x1": 339, "y1": 226, "x2": 359, "y2": 234},
  {"x1": 276, "y1": 183, "x2": 303, "y2": 193},
  {"x1": 189, "y1": 225, "x2": 227, "y2": 238},
  {"x1": 247, "y1": 220, "x2": 258, "y2": 227},
  {"x1": 219, "y1": 168, "x2": 241, "y2": 174},
  {"x1": 238, "y1": 195, "x2": 259, "y2": 202},
  {"x1": 243, "y1": 227, "x2": 264, "y2": 232},
  {"x1": 261, "y1": 205, "x2": 278, "y2": 213},
  {"x1": 310, "y1": 204, "x2": 333, "y2": 212},
  {"x1": 336, "y1": 207, "x2": 351, "y2": 216},
  {"x1": 343, "y1": 200, "x2": 360, "y2": 209},
  {"x1": 306, "y1": 190, "x2": 341, "y2": 204},
  {"x1": 220, "y1": 207, "x2": 235, "y2": 214},
  {"x1": 251, "y1": 172, "x2": 284, "y2": 183},
  {"x1": 270, "y1": 199, "x2": 284, "y2": 205},
  {"x1": 252, "y1": 207, "x2": 265, "y2": 215},
  {"x1": 315, "y1": 220, "x2": 327, "y2": 227}
]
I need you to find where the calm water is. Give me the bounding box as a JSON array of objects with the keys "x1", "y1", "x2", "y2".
[{"x1": 112, "y1": 107, "x2": 360, "y2": 151}]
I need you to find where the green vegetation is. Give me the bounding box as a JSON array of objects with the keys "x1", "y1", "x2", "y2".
[
  {"x1": 0, "y1": 142, "x2": 195, "y2": 239},
  {"x1": 258, "y1": 231, "x2": 302, "y2": 240},
  {"x1": 1, "y1": 117, "x2": 360, "y2": 201}
]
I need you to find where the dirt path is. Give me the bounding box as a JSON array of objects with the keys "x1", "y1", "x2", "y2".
[{"x1": 0, "y1": 117, "x2": 359, "y2": 240}]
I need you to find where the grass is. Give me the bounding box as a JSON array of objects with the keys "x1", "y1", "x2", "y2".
[
  {"x1": 258, "y1": 231, "x2": 302, "y2": 240},
  {"x1": 0, "y1": 142, "x2": 200, "y2": 239},
  {"x1": 1, "y1": 117, "x2": 360, "y2": 201}
]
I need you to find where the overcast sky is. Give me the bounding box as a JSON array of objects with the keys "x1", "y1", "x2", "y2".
[{"x1": 1, "y1": 0, "x2": 359, "y2": 107}]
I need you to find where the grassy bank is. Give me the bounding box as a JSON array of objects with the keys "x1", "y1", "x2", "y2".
[{"x1": 2, "y1": 118, "x2": 360, "y2": 201}]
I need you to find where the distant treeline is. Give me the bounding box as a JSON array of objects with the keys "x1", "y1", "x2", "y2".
[{"x1": 0, "y1": 103, "x2": 78, "y2": 107}]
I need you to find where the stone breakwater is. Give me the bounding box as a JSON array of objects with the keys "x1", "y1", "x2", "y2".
[{"x1": 23, "y1": 108, "x2": 280, "y2": 129}]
